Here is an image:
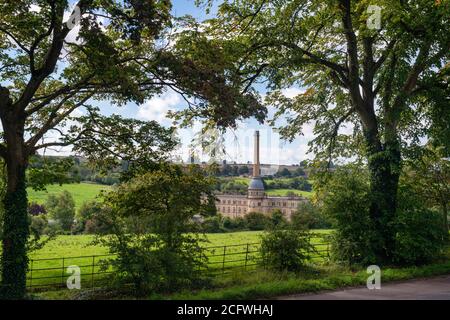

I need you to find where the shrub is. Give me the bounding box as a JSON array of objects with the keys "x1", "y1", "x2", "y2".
[
  {"x1": 84, "y1": 211, "x2": 113, "y2": 234},
  {"x1": 222, "y1": 216, "x2": 247, "y2": 231},
  {"x1": 29, "y1": 214, "x2": 48, "y2": 236},
  {"x1": 201, "y1": 215, "x2": 224, "y2": 233},
  {"x1": 45, "y1": 190, "x2": 76, "y2": 232},
  {"x1": 73, "y1": 200, "x2": 104, "y2": 234},
  {"x1": 221, "y1": 181, "x2": 247, "y2": 194},
  {"x1": 259, "y1": 229, "x2": 314, "y2": 271},
  {"x1": 245, "y1": 212, "x2": 270, "y2": 230},
  {"x1": 98, "y1": 233, "x2": 207, "y2": 294},
  {"x1": 96, "y1": 165, "x2": 212, "y2": 295},
  {"x1": 320, "y1": 167, "x2": 377, "y2": 265},
  {"x1": 268, "y1": 210, "x2": 287, "y2": 229},
  {"x1": 28, "y1": 202, "x2": 47, "y2": 216},
  {"x1": 392, "y1": 184, "x2": 448, "y2": 265},
  {"x1": 291, "y1": 202, "x2": 331, "y2": 230}
]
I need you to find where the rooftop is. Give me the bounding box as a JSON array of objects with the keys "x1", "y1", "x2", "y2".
[{"x1": 248, "y1": 177, "x2": 264, "y2": 190}]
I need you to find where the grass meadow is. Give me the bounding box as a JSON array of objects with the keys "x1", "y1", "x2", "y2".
[
  {"x1": 28, "y1": 183, "x2": 111, "y2": 209},
  {"x1": 31, "y1": 230, "x2": 331, "y2": 259},
  {"x1": 27, "y1": 230, "x2": 331, "y2": 290},
  {"x1": 265, "y1": 189, "x2": 313, "y2": 198},
  {"x1": 227, "y1": 177, "x2": 315, "y2": 198}
]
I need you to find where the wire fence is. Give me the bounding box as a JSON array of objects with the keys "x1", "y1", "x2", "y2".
[{"x1": 2, "y1": 238, "x2": 330, "y2": 292}]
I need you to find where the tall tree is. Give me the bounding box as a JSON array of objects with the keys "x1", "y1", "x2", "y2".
[
  {"x1": 0, "y1": 0, "x2": 263, "y2": 298},
  {"x1": 180, "y1": 0, "x2": 449, "y2": 262}
]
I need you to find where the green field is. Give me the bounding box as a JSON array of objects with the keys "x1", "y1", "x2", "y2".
[
  {"x1": 225, "y1": 177, "x2": 314, "y2": 198},
  {"x1": 31, "y1": 231, "x2": 263, "y2": 259},
  {"x1": 28, "y1": 183, "x2": 111, "y2": 210},
  {"x1": 31, "y1": 230, "x2": 330, "y2": 259},
  {"x1": 233, "y1": 177, "x2": 250, "y2": 184},
  {"x1": 265, "y1": 189, "x2": 313, "y2": 198},
  {"x1": 27, "y1": 230, "x2": 331, "y2": 289}
]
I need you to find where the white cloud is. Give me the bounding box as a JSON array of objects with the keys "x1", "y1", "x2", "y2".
[
  {"x1": 30, "y1": 4, "x2": 41, "y2": 13},
  {"x1": 281, "y1": 87, "x2": 304, "y2": 98},
  {"x1": 63, "y1": 6, "x2": 107, "y2": 45},
  {"x1": 137, "y1": 91, "x2": 182, "y2": 125}
]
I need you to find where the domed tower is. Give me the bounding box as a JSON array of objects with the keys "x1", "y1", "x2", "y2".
[{"x1": 248, "y1": 131, "x2": 265, "y2": 200}]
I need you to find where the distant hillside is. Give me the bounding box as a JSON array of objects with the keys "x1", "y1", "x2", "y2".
[{"x1": 28, "y1": 183, "x2": 111, "y2": 210}]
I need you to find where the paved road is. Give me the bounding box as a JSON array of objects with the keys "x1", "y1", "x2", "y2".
[{"x1": 278, "y1": 275, "x2": 450, "y2": 300}]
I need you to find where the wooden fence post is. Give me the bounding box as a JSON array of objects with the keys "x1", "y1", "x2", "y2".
[
  {"x1": 222, "y1": 246, "x2": 227, "y2": 273},
  {"x1": 91, "y1": 256, "x2": 95, "y2": 288},
  {"x1": 29, "y1": 259, "x2": 33, "y2": 289},
  {"x1": 244, "y1": 243, "x2": 249, "y2": 270},
  {"x1": 61, "y1": 257, "x2": 65, "y2": 287}
]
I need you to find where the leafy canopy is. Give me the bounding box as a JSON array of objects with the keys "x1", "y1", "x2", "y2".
[{"x1": 185, "y1": 0, "x2": 449, "y2": 163}]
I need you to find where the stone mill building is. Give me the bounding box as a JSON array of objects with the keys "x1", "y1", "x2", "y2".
[{"x1": 215, "y1": 131, "x2": 307, "y2": 219}]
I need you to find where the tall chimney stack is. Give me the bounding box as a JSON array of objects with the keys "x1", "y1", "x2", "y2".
[{"x1": 253, "y1": 130, "x2": 260, "y2": 177}]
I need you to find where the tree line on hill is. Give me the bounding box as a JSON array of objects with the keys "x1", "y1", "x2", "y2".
[
  {"x1": 216, "y1": 164, "x2": 309, "y2": 177},
  {"x1": 30, "y1": 155, "x2": 123, "y2": 186},
  {"x1": 29, "y1": 154, "x2": 311, "y2": 187},
  {"x1": 216, "y1": 176, "x2": 312, "y2": 194}
]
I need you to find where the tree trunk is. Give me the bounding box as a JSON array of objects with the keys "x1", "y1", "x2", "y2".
[
  {"x1": 0, "y1": 104, "x2": 30, "y2": 299},
  {"x1": 365, "y1": 129, "x2": 401, "y2": 263}
]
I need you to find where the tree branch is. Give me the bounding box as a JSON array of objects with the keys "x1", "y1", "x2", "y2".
[
  {"x1": 25, "y1": 94, "x2": 93, "y2": 151},
  {"x1": 0, "y1": 26, "x2": 30, "y2": 54},
  {"x1": 14, "y1": 0, "x2": 94, "y2": 112}
]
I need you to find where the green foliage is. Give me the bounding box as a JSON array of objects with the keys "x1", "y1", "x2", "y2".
[
  {"x1": 28, "y1": 183, "x2": 110, "y2": 210},
  {"x1": 265, "y1": 176, "x2": 312, "y2": 191},
  {"x1": 32, "y1": 155, "x2": 122, "y2": 186},
  {"x1": 95, "y1": 164, "x2": 213, "y2": 295},
  {"x1": 45, "y1": 191, "x2": 76, "y2": 232},
  {"x1": 245, "y1": 212, "x2": 270, "y2": 231},
  {"x1": 0, "y1": 0, "x2": 267, "y2": 298},
  {"x1": 220, "y1": 180, "x2": 248, "y2": 194},
  {"x1": 200, "y1": 194, "x2": 218, "y2": 217},
  {"x1": 73, "y1": 200, "x2": 104, "y2": 234},
  {"x1": 66, "y1": 109, "x2": 178, "y2": 177},
  {"x1": 291, "y1": 202, "x2": 331, "y2": 230},
  {"x1": 276, "y1": 168, "x2": 291, "y2": 177},
  {"x1": 404, "y1": 145, "x2": 450, "y2": 232},
  {"x1": 189, "y1": 0, "x2": 449, "y2": 267},
  {"x1": 29, "y1": 215, "x2": 47, "y2": 237},
  {"x1": 238, "y1": 166, "x2": 249, "y2": 175},
  {"x1": 392, "y1": 184, "x2": 448, "y2": 265},
  {"x1": 27, "y1": 157, "x2": 75, "y2": 191},
  {"x1": 268, "y1": 210, "x2": 288, "y2": 229},
  {"x1": 201, "y1": 215, "x2": 225, "y2": 233},
  {"x1": 320, "y1": 167, "x2": 377, "y2": 265},
  {"x1": 84, "y1": 214, "x2": 112, "y2": 235},
  {"x1": 222, "y1": 216, "x2": 247, "y2": 231},
  {"x1": 260, "y1": 229, "x2": 315, "y2": 272}
]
